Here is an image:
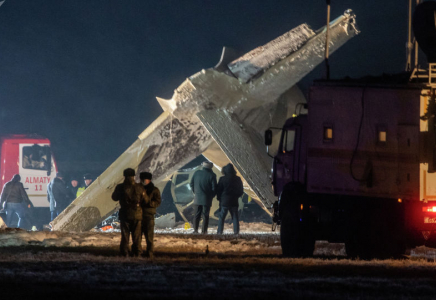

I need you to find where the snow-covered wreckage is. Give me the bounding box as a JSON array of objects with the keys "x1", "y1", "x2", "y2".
[{"x1": 52, "y1": 10, "x2": 359, "y2": 232}]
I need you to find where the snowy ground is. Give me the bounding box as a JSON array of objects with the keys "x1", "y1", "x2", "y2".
[
  {"x1": 154, "y1": 219, "x2": 277, "y2": 234},
  {"x1": 0, "y1": 222, "x2": 281, "y2": 255},
  {"x1": 0, "y1": 245, "x2": 436, "y2": 299},
  {"x1": 1, "y1": 222, "x2": 436, "y2": 299}
]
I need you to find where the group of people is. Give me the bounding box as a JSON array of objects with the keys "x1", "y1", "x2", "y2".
[
  {"x1": 111, "y1": 169, "x2": 161, "y2": 258},
  {"x1": 47, "y1": 173, "x2": 94, "y2": 221},
  {"x1": 0, "y1": 172, "x2": 94, "y2": 229},
  {"x1": 1, "y1": 160, "x2": 244, "y2": 258},
  {"x1": 112, "y1": 161, "x2": 243, "y2": 258},
  {"x1": 190, "y1": 161, "x2": 244, "y2": 235}
]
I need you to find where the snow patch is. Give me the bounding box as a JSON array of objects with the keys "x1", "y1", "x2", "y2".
[
  {"x1": 313, "y1": 240, "x2": 346, "y2": 257},
  {"x1": 0, "y1": 222, "x2": 280, "y2": 254},
  {"x1": 410, "y1": 245, "x2": 436, "y2": 261}
]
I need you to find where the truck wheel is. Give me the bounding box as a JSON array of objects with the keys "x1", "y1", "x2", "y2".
[
  {"x1": 280, "y1": 205, "x2": 315, "y2": 258},
  {"x1": 280, "y1": 208, "x2": 298, "y2": 257}
]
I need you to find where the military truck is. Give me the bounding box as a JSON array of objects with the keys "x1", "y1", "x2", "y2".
[{"x1": 264, "y1": 0, "x2": 436, "y2": 258}]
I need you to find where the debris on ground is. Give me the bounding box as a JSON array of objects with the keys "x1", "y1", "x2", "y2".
[{"x1": 155, "y1": 213, "x2": 176, "y2": 229}]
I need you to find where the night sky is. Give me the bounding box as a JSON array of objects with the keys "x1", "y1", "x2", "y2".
[{"x1": 0, "y1": 1, "x2": 426, "y2": 170}]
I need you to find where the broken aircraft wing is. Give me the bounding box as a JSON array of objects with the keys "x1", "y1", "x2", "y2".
[
  {"x1": 53, "y1": 10, "x2": 359, "y2": 232},
  {"x1": 52, "y1": 111, "x2": 214, "y2": 231}
]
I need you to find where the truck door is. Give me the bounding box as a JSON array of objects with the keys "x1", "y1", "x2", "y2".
[
  {"x1": 18, "y1": 143, "x2": 56, "y2": 207},
  {"x1": 275, "y1": 126, "x2": 301, "y2": 196}
]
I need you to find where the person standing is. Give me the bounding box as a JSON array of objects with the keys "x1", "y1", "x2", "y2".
[
  {"x1": 112, "y1": 168, "x2": 146, "y2": 257},
  {"x1": 0, "y1": 174, "x2": 32, "y2": 228},
  {"x1": 66, "y1": 177, "x2": 79, "y2": 202},
  {"x1": 47, "y1": 172, "x2": 71, "y2": 221},
  {"x1": 76, "y1": 173, "x2": 93, "y2": 197},
  {"x1": 139, "y1": 172, "x2": 161, "y2": 259},
  {"x1": 189, "y1": 161, "x2": 217, "y2": 234},
  {"x1": 216, "y1": 163, "x2": 244, "y2": 235}
]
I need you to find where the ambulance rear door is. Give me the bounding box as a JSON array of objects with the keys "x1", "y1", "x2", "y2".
[{"x1": 18, "y1": 143, "x2": 56, "y2": 207}]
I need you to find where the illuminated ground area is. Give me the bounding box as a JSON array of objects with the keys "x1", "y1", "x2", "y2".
[
  {"x1": 0, "y1": 227, "x2": 436, "y2": 299},
  {"x1": 0, "y1": 247, "x2": 436, "y2": 299}
]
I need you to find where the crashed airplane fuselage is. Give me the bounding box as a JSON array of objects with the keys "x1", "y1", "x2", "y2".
[{"x1": 53, "y1": 10, "x2": 359, "y2": 231}]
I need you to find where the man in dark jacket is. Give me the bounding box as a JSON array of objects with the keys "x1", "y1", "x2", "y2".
[
  {"x1": 0, "y1": 174, "x2": 32, "y2": 228},
  {"x1": 112, "y1": 168, "x2": 147, "y2": 257},
  {"x1": 189, "y1": 161, "x2": 217, "y2": 234},
  {"x1": 47, "y1": 172, "x2": 71, "y2": 221},
  {"x1": 217, "y1": 163, "x2": 244, "y2": 234},
  {"x1": 66, "y1": 177, "x2": 80, "y2": 202},
  {"x1": 139, "y1": 171, "x2": 161, "y2": 259}
]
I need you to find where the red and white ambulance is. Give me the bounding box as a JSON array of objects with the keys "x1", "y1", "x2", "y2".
[{"x1": 0, "y1": 134, "x2": 57, "y2": 226}]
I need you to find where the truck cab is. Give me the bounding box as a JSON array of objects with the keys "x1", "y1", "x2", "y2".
[{"x1": 272, "y1": 115, "x2": 307, "y2": 198}]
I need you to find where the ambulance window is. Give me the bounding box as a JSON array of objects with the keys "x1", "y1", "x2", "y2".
[
  {"x1": 22, "y1": 145, "x2": 50, "y2": 170},
  {"x1": 283, "y1": 130, "x2": 295, "y2": 153}
]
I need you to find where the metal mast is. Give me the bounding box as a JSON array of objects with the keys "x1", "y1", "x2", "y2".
[{"x1": 325, "y1": 0, "x2": 331, "y2": 80}]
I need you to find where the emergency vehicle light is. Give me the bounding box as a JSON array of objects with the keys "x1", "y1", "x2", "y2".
[{"x1": 422, "y1": 206, "x2": 436, "y2": 212}]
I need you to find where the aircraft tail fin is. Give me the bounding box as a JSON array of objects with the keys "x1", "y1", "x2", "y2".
[{"x1": 156, "y1": 97, "x2": 176, "y2": 112}]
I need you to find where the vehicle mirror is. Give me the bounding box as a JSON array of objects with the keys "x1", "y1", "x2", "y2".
[{"x1": 265, "y1": 130, "x2": 273, "y2": 146}]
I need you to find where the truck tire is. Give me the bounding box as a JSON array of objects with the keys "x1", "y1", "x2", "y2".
[
  {"x1": 280, "y1": 208, "x2": 299, "y2": 257},
  {"x1": 279, "y1": 185, "x2": 315, "y2": 257},
  {"x1": 280, "y1": 214, "x2": 315, "y2": 257}
]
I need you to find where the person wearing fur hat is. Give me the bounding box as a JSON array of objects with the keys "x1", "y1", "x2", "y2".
[
  {"x1": 76, "y1": 173, "x2": 94, "y2": 198},
  {"x1": 139, "y1": 171, "x2": 161, "y2": 259},
  {"x1": 189, "y1": 161, "x2": 217, "y2": 234},
  {"x1": 216, "y1": 163, "x2": 244, "y2": 234},
  {"x1": 112, "y1": 168, "x2": 147, "y2": 257},
  {"x1": 66, "y1": 177, "x2": 80, "y2": 201}
]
